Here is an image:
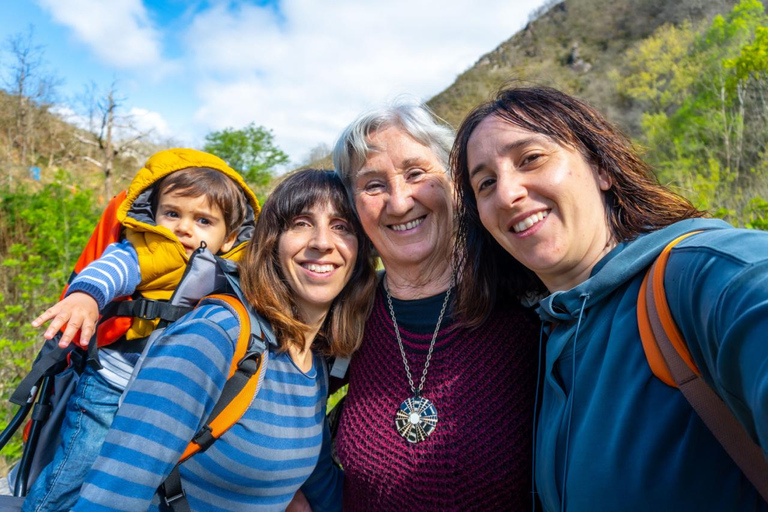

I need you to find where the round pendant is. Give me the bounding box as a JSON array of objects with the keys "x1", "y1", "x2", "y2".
[{"x1": 395, "y1": 396, "x2": 438, "y2": 443}]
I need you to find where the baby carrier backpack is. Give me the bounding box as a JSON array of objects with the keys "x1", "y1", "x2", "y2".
[
  {"x1": 637, "y1": 231, "x2": 768, "y2": 502},
  {"x1": 0, "y1": 192, "x2": 273, "y2": 510}
]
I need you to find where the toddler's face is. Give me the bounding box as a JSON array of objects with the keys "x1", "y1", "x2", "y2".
[{"x1": 155, "y1": 189, "x2": 236, "y2": 256}]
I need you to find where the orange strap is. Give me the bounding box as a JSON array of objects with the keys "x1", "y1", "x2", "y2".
[
  {"x1": 638, "y1": 231, "x2": 702, "y2": 387},
  {"x1": 178, "y1": 294, "x2": 265, "y2": 462},
  {"x1": 62, "y1": 190, "x2": 131, "y2": 346}
]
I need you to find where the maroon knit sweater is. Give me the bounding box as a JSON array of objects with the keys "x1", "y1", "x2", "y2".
[{"x1": 337, "y1": 286, "x2": 539, "y2": 511}]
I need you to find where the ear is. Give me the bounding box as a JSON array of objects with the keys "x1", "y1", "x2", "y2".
[
  {"x1": 596, "y1": 167, "x2": 612, "y2": 191},
  {"x1": 220, "y1": 230, "x2": 238, "y2": 253}
]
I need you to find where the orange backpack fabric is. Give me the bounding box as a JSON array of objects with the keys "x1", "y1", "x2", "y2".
[{"x1": 60, "y1": 190, "x2": 134, "y2": 347}]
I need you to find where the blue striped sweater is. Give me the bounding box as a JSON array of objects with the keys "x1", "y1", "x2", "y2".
[
  {"x1": 68, "y1": 239, "x2": 141, "y2": 311},
  {"x1": 67, "y1": 239, "x2": 144, "y2": 389},
  {"x1": 72, "y1": 303, "x2": 343, "y2": 511}
]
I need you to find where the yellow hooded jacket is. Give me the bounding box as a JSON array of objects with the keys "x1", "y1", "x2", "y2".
[{"x1": 116, "y1": 148, "x2": 260, "y2": 339}]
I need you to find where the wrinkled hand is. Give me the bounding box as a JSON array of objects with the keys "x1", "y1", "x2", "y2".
[
  {"x1": 32, "y1": 292, "x2": 99, "y2": 349},
  {"x1": 286, "y1": 490, "x2": 312, "y2": 512}
]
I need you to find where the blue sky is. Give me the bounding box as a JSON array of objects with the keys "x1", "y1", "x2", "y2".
[{"x1": 2, "y1": 0, "x2": 547, "y2": 165}]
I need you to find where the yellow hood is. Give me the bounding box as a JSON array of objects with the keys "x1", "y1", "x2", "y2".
[
  {"x1": 116, "y1": 148, "x2": 259, "y2": 339},
  {"x1": 117, "y1": 148, "x2": 259, "y2": 245}
]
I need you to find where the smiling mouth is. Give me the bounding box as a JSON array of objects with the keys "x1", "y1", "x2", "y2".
[
  {"x1": 301, "y1": 263, "x2": 337, "y2": 274},
  {"x1": 389, "y1": 216, "x2": 426, "y2": 232},
  {"x1": 512, "y1": 211, "x2": 549, "y2": 233}
]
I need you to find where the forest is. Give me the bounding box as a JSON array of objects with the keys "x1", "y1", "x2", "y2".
[{"x1": 0, "y1": 0, "x2": 767, "y2": 466}]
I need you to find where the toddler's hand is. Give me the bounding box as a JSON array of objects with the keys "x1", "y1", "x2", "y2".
[{"x1": 32, "y1": 292, "x2": 99, "y2": 349}]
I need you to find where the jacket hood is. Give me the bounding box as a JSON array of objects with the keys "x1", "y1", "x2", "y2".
[
  {"x1": 116, "y1": 148, "x2": 260, "y2": 259},
  {"x1": 537, "y1": 218, "x2": 732, "y2": 324}
]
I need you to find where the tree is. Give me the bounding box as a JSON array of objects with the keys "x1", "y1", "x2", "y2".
[
  {"x1": 617, "y1": 0, "x2": 768, "y2": 225},
  {"x1": 203, "y1": 123, "x2": 289, "y2": 189},
  {"x1": 1, "y1": 27, "x2": 60, "y2": 183},
  {"x1": 75, "y1": 82, "x2": 150, "y2": 199}
]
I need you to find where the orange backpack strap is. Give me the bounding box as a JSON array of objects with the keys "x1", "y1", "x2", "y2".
[
  {"x1": 637, "y1": 230, "x2": 768, "y2": 502},
  {"x1": 157, "y1": 294, "x2": 269, "y2": 512},
  {"x1": 638, "y1": 231, "x2": 702, "y2": 386},
  {"x1": 160, "y1": 293, "x2": 270, "y2": 511},
  {"x1": 178, "y1": 294, "x2": 268, "y2": 463}
]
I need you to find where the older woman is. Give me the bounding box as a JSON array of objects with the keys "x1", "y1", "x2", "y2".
[
  {"x1": 452, "y1": 86, "x2": 768, "y2": 511},
  {"x1": 331, "y1": 103, "x2": 539, "y2": 510}
]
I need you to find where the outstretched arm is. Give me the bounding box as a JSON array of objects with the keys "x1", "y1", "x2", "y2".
[
  {"x1": 32, "y1": 239, "x2": 140, "y2": 348},
  {"x1": 666, "y1": 228, "x2": 768, "y2": 453}
]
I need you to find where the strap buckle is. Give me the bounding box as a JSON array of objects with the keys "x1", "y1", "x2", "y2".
[
  {"x1": 136, "y1": 299, "x2": 158, "y2": 320},
  {"x1": 163, "y1": 488, "x2": 186, "y2": 507}
]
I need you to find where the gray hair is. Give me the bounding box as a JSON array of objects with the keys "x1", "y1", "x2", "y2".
[{"x1": 332, "y1": 100, "x2": 455, "y2": 198}]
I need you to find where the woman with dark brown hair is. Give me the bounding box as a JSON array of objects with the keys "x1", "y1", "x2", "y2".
[
  {"x1": 71, "y1": 169, "x2": 377, "y2": 511},
  {"x1": 452, "y1": 86, "x2": 768, "y2": 512}
]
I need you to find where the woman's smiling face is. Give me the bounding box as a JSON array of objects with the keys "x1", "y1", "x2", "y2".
[
  {"x1": 278, "y1": 201, "x2": 358, "y2": 322},
  {"x1": 353, "y1": 126, "x2": 454, "y2": 272},
  {"x1": 466, "y1": 115, "x2": 615, "y2": 292}
]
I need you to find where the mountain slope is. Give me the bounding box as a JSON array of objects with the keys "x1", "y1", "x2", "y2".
[{"x1": 427, "y1": 0, "x2": 743, "y2": 133}]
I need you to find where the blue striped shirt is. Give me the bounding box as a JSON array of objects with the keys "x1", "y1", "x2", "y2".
[
  {"x1": 72, "y1": 303, "x2": 342, "y2": 511},
  {"x1": 67, "y1": 239, "x2": 141, "y2": 310},
  {"x1": 67, "y1": 239, "x2": 144, "y2": 389}
]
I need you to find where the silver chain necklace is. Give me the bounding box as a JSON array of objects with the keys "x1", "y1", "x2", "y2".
[{"x1": 386, "y1": 281, "x2": 452, "y2": 443}]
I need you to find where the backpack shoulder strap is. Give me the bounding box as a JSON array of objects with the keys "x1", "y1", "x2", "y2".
[
  {"x1": 638, "y1": 231, "x2": 702, "y2": 386},
  {"x1": 637, "y1": 230, "x2": 768, "y2": 502},
  {"x1": 179, "y1": 293, "x2": 269, "y2": 462},
  {"x1": 158, "y1": 293, "x2": 271, "y2": 512}
]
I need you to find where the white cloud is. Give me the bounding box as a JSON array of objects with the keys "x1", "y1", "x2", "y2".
[
  {"x1": 51, "y1": 105, "x2": 85, "y2": 127},
  {"x1": 52, "y1": 103, "x2": 171, "y2": 145},
  {"x1": 182, "y1": 0, "x2": 547, "y2": 164},
  {"x1": 128, "y1": 107, "x2": 172, "y2": 139},
  {"x1": 35, "y1": 0, "x2": 162, "y2": 69}
]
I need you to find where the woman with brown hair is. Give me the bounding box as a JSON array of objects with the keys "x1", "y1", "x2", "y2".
[
  {"x1": 452, "y1": 85, "x2": 768, "y2": 511},
  {"x1": 71, "y1": 169, "x2": 377, "y2": 511}
]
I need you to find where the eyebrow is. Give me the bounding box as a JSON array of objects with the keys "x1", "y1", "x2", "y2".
[
  {"x1": 469, "y1": 136, "x2": 549, "y2": 179},
  {"x1": 356, "y1": 167, "x2": 380, "y2": 179},
  {"x1": 357, "y1": 157, "x2": 431, "y2": 179},
  {"x1": 401, "y1": 157, "x2": 429, "y2": 169}
]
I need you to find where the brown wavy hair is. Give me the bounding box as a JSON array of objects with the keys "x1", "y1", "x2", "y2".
[
  {"x1": 238, "y1": 169, "x2": 377, "y2": 356},
  {"x1": 451, "y1": 85, "x2": 706, "y2": 326},
  {"x1": 154, "y1": 167, "x2": 247, "y2": 235}
]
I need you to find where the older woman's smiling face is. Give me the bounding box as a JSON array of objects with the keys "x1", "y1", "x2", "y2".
[{"x1": 354, "y1": 126, "x2": 454, "y2": 271}]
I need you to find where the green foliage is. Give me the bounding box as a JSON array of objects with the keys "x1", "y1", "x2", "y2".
[
  {"x1": 327, "y1": 384, "x2": 347, "y2": 413},
  {"x1": 0, "y1": 173, "x2": 99, "y2": 464},
  {"x1": 203, "y1": 123, "x2": 289, "y2": 200},
  {"x1": 744, "y1": 196, "x2": 768, "y2": 229},
  {"x1": 617, "y1": 0, "x2": 768, "y2": 228}
]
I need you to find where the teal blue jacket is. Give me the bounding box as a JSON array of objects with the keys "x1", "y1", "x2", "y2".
[{"x1": 534, "y1": 218, "x2": 768, "y2": 511}]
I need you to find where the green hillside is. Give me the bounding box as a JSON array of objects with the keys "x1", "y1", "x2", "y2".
[
  {"x1": 429, "y1": 0, "x2": 742, "y2": 131},
  {"x1": 426, "y1": 0, "x2": 768, "y2": 227}
]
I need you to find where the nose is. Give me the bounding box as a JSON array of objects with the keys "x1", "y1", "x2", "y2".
[
  {"x1": 495, "y1": 171, "x2": 527, "y2": 210},
  {"x1": 309, "y1": 225, "x2": 333, "y2": 252},
  {"x1": 174, "y1": 217, "x2": 193, "y2": 236},
  {"x1": 386, "y1": 179, "x2": 414, "y2": 217}
]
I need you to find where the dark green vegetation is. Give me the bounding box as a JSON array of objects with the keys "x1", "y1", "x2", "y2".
[
  {"x1": 203, "y1": 123, "x2": 288, "y2": 203},
  {"x1": 0, "y1": 0, "x2": 766, "y2": 467}
]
